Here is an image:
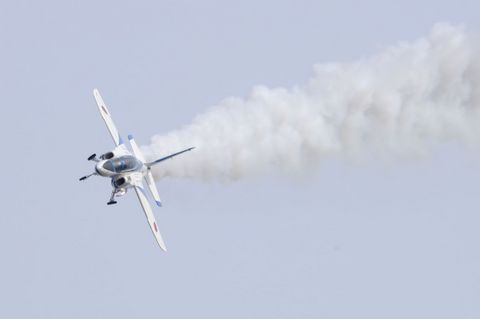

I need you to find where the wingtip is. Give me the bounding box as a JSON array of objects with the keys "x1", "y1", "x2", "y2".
[
  {"x1": 128, "y1": 134, "x2": 134, "y2": 140},
  {"x1": 158, "y1": 239, "x2": 167, "y2": 252},
  {"x1": 156, "y1": 201, "x2": 162, "y2": 207}
]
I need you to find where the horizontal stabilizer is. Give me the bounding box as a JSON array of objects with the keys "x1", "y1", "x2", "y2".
[
  {"x1": 145, "y1": 170, "x2": 162, "y2": 207},
  {"x1": 127, "y1": 134, "x2": 146, "y2": 163}
]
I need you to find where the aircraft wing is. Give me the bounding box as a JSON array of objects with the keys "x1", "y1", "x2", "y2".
[
  {"x1": 93, "y1": 88, "x2": 124, "y2": 146},
  {"x1": 133, "y1": 182, "x2": 167, "y2": 251}
]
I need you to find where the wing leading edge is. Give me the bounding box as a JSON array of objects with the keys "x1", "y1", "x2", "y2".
[
  {"x1": 93, "y1": 88, "x2": 124, "y2": 146},
  {"x1": 133, "y1": 183, "x2": 167, "y2": 251}
]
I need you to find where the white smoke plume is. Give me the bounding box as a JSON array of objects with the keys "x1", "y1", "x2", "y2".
[{"x1": 143, "y1": 24, "x2": 480, "y2": 180}]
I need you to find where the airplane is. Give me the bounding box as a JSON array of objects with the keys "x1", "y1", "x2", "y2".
[{"x1": 79, "y1": 89, "x2": 194, "y2": 251}]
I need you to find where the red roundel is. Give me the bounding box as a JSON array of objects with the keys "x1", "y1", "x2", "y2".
[
  {"x1": 101, "y1": 105, "x2": 108, "y2": 114},
  {"x1": 153, "y1": 222, "x2": 158, "y2": 232}
]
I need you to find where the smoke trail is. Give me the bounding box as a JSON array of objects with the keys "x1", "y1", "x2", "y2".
[{"x1": 142, "y1": 23, "x2": 480, "y2": 180}]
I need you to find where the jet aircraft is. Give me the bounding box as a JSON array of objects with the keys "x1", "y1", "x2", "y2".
[{"x1": 80, "y1": 89, "x2": 194, "y2": 251}]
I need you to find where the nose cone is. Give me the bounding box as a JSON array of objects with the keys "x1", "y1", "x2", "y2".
[{"x1": 95, "y1": 160, "x2": 114, "y2": 177}]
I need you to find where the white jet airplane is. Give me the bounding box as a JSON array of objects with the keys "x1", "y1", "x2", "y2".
[{"x1": 79, "y1": 89, "x2": 194, "y2": 251}]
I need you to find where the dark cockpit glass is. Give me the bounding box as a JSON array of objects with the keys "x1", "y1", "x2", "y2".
[
  {"x1": 102, "y1": 156, "x2": 142, "y2": 173},
  {"x1": 102, "y1": 161, "x2": 114, "y2": 171}
]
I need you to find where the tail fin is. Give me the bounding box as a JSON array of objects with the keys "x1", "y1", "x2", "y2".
[
  {"x1": 128, "y1": 134, "x2": 162, "y2": 206},
  {"x1": 145, "y1": 147, "x2": 195, "y2": 168}
]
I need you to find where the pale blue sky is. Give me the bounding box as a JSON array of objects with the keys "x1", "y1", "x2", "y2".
[{"x1": 0, "y1": 1, "x2": 479, "y2": 318}]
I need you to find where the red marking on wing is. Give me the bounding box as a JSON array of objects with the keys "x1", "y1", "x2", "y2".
[
  {"x1": 153, "y1": 222, "x2": 158, "y2": 232},
  {"x1": 101, "y1": 105, "x2": 108, "y2": 115}
]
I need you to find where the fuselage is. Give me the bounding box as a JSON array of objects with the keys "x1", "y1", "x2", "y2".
[
  {"x1": 95, "y1": 155, "x2": 144, "y2": 177},
  {"x1": 95, "y1": 155, "x2": 145, "y2": 193}
]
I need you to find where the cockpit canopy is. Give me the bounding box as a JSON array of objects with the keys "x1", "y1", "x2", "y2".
[{"x1": 102, "y1": 155, "x2": 143, "y2": 173}]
